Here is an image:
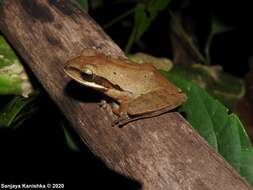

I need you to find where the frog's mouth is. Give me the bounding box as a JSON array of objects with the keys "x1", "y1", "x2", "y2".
[{"x1": 64, "y1": 66, "x2": 122, "y2": 91}]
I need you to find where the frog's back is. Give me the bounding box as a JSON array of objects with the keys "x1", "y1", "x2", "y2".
[
  {"x1": 108, "y1": 59, "x2": 181, "y2": 94},
  {"x1": 85, "y1": 55, "x2": 181, "y2": 97},
  {"x1": 103, "y1": 60, "x2": 162, "y2": 95}
]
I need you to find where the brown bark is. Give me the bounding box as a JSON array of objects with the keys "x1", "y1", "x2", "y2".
[{"x1": 0, "y1": 0, "x2": 251, "y2": 189}]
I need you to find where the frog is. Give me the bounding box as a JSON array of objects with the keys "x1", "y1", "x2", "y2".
[{"x1": 64, "y1": 49, "x2": 187, "y2": 127}]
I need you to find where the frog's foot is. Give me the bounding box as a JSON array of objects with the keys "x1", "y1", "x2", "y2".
[
  {"x1": 112, "y1": 113, "x2": 131, "y2": 127},
  {"x1": 112, "y1": 111, "x2": 170, "y2": 127},
  {"x1": 98, "y1": 100, "x2": 107, "y2": 109}
]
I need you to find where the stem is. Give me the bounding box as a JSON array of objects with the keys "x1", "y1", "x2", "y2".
[
  {"x1": 103, "y1": 7, "x2": 135, "y2": 29},
  {"x1": 205, "y1": 34, "x2": 214, "y2": 65},
  {"x1": 169, "y1": 12, "x2": 206, "y2": 64},
  {"x1": 124, "y1": 25, "x2": 137, "y2": 54}
]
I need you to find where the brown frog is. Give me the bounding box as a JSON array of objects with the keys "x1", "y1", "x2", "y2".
[{"x1": 64, "y1": 49, "x2": 186, "y2": 126}]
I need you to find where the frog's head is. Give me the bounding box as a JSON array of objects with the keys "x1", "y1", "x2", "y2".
[{"x1": 64, "y1": 56, "x2": 121, "y2": 91}]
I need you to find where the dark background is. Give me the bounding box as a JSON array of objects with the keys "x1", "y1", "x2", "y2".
[{"x1": 0, "y1": 0, "x2": 252, "y2": 189}]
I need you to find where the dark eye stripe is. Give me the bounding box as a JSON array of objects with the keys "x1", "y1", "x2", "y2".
[{"x1": 93, "y1": 75, "x2": 123, "y2": 91}]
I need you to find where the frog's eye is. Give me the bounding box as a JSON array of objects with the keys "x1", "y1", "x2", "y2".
[
  {"x1": 82, "y1": 68, "x2": 93, "y2": 75},
  {"x1": 81, "y1": 67, "x2": 94, "y2": 81}
]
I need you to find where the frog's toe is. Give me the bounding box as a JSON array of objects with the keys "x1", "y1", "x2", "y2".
[
  {"x1": 112, "y1": 119, "x2": 128, "y2": 127},
  {"x1": 112, "y1": 114, "x2": 130, "y2": 127},
  {"x1": 112, "y1": 119, "x2": 120, "y2": 127},
  {"x1": 98, "y1": 100, "x2": 107, "y2": 108}
]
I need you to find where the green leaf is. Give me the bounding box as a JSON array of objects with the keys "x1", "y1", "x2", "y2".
[
  {"x1": 89, "y1": 0, "x2": 103, "y2": 10},
  {"x1": 134, "y1": 3, "x2": 151, "y2": 40},
  {"x1": 0, "y1": 75, "x2": 22, "y2": 95},
  {"x1": 0, "y1": 35, "x2": 33, "y2": 96},
  {"x1": 240, "y1": 148, "x2": 253, "y2": 186},
  {"x1": 75, "y1": 0, "x2": 89, "y2": 11},
  {"x1": 170, "y1": 73, "x2": 219, "y2": 149},
  {"x1": 237, "y1": 117, "x2": 252, "y2": 149},
  {"x1": 62, "y1": 125, "x2": 80, "y2": 152},
  {"x1": 170, "y1": 64, "x2": 245, "y2": 109},
  {"x1": 216, "y1": 114, "x2": 241, "y2": 171},
  {"x1": 125, "y1": 0, "x2": 171, "y2": 53},
  {"x1": 161, "y1": 71, "x2": 253, "y2": 184},
  {"x1": 148, "y1": 0, "x2": 171, "y2": 19},
  {"x1": 211, "y1": 16, "x2": 232, "y2": 36},
  {"x1": 0, "y1": 36, "x2": 19, "y2": 68},
  {"x1": 135, "y1": 0, "x2": 171, "y2": 39},
  {"x1": 0, "y1": 91, "x2": 40, "y2": 128},
  {"x1": 125, "y1": 3, "x2": 150, "y2": 53}
]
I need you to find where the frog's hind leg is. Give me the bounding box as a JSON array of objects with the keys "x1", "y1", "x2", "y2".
[
  {"x1": 127, "y1": 89, "x2": 186, "y2": 115},
  {"x1": 112, "y1": 113, "x2": 131, "y2": 127},
  {"x1": 111, "y1": 101, "x2": 132, "y2": 127},
  {"x1": 114, "y1": 89, "x2": 186, "y2": 126},
  {"x1": 113, "y1": 89, "x2": 186, "y2": 127},
  {"x1": 113, "y1": 104, "x2": 181, "y2": 127}
]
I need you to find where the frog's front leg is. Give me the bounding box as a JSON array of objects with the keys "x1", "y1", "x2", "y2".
[
  {"x1": 111, "y1": 101, "x2": 131, "y2": 127},
  {"x1": 98, "y1": 99, "x2": 107, "y2": 109}
]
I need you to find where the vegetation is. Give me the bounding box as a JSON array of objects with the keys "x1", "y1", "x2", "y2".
[{"x1": 1, "y1": 0, "x2": 253, "y2": 186}]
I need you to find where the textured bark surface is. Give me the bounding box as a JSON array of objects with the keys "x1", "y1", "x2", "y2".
[{"x1": 0, "y1": 1, "x2": 252, "y2": 189}]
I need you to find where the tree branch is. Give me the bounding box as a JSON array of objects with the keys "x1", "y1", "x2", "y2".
[{"x1": 0, "y1": 0, "x2": 251, "y2": 189}]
